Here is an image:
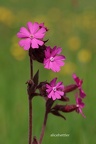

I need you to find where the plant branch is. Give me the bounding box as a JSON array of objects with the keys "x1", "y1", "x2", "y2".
[
  {"x1": 28, "y1": 48, "x2": 33, "y2": 144},
  {"x1": 39, "y1": 111, "x2": 48, "y2": 144},
  {"x1": 29, "y1": 99, "x2": 32, "y2": 144},
  {"x1": 30, "y1": 53, "x2": 33, "y2": 80}
]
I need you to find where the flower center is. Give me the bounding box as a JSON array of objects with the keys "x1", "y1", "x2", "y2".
[
  {"x1": 76, "y1": 104, "x2": 79, "y2": 107},
  {"x1": 30, "y1": 34, "x2": 34, "y2": 39},
  {"x1": 53, "y1": 87, "x2": 57, "y2": 92},
  {"x1": 50, "y1": 57, "x2": 54, "y2": 62}
]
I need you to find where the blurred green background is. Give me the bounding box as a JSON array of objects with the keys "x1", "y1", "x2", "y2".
[{"x1": 0, "y1": 0, "x2": 96, "y2": 144}]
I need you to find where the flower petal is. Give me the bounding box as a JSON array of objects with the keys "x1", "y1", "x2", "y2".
[
  {"x1": 79, "y1": 89, "x2": 86, "y2": 98},
  {"x1": 34, "y1": 28, "x2": 46, "y2": 38},
  {"x1": 27, "y1": 22, "x2": 33, "y2": 33},
  {"x1": 55, "y1": 92, "x2": 61, "y2": 99},
  {"x1": 73, "y1": 74, "x2": 81, "y2": 85},
  {"x1": 50, "y1": 78, "x2": 57, "y2": 87},
  {"x1": 44, "y1": 47, "x2": 51, "y2": 58},
  {"x1": 56, "y1": 90, "x2": 64, "y2": 96},
  {"x1": 31, "y1": 38, "x2": 44, "y2": 48},
  {"x1": 52, "y1": 46, "x2": 62, "y2": 56},
  {"x1": 44, "y1": 60, "x2": 51, "y2": 69},
  {"x1": 48, "y1": 90, "x2": 54, "y2": 99},
  {"x1": 56, "y1": 82, "x2": 63, "y2": 88},
  {"x1": 54, "y1": 59, "x2": 65, "y2": 67},
  {"x1": 31, "y1": 22, "x2": 39, "y2": 34},
  {"x1": 19, "y1": 38, "x2": 31, "y2": 50},
  {"x1": 55, "y1": 55, "x2": 66, "y2": 60},
  {"x1": 51, "y1": 61, "x2": 61, "y2": 72},
  {"x1": 17, "y1": 27, "x2": 30, "y2": 38}
]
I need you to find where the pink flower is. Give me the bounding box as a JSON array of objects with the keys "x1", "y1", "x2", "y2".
[
  {"x1": 72, "y1": 74, "x2": 86, "y2": 98},
  {"x1": 76, "y1": 94, "x2": 86, "y2": 118},
  {"x1": 44, "y1": 46, "x2": 66, "y2": 72},
  {"x1": 46, "y1": 78, "x2": 64, "y2": 100},
  {"x1": 17, "y1": 22, "x2": 47, "y2": 50}
]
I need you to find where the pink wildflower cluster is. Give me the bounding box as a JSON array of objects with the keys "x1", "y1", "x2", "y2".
[
  {"x1": 17, "y1": 21, "x2": 87, "y2": 144},
  {"x1": 17, "y1": 22, "x2": 65, "y2": 72},
  {"x1": 17, "y1": 21, "x2": 86, "y2": 118}
]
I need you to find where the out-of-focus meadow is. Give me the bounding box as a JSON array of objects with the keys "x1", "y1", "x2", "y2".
[{"x1": 0, "y1": 0, "x2": 96, "y2": 144}]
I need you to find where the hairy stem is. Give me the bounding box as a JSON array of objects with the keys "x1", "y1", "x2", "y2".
[
  {"x1": 29, "y1": 99, "x2": 32, "y2": 144},
  {"x1": 39, "y1": 111, "x2": 48, "y2": 144},
  {"x1": 28, "y1": 49, "x2": 33, "y2": 144},
  {"x1": 30, "y1": 54, "x2": 33, "y2": 80}
]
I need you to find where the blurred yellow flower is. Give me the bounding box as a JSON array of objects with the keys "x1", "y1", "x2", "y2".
[
  {"x1": 10, "y1": 43, "x2": 26, "y2": 61},
  {"x1": 78, "y1": 49, "x2": 92, "y2": 63},
  {"x1": 0, "y1": 7, "x2": 15, "y2": 26},
  {"x1": 75, "y1": 11, "x2": 96, "y2": 31},
  {"x1": 82, "y1": 13, "x2": 91, "y2": 30},
  {"x1": 61, "y1": 62, "x2": 76, "y2": 75},
  {"x1": 68, "y1": 36, "x2": 81, "y2": 51}
]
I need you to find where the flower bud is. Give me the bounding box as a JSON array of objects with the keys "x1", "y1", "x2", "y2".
[
  {"x1": 26, "y1": 79, "x2": 35, "y2": 99},
  {"x1": 64, "y1": 84, "x2": 77, "y2": 93},
  {"x1": 29, "y1": 45, "x2": 47, "y2": 63},
  {"x1": 52, "y1": 104, "x2": 77, "y2": 113},
  {"x1": 60, "y1": 104, "x2": 77, "y2": 112},
  {"x1": 37, "y1": 81, "x2": 47, "y2": 97}
]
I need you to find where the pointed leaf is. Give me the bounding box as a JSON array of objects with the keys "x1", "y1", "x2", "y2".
[
  {"x1": 46, "y1": 99, "x2": 54, "y2": 112},
  {"x1": 33, "y1": 70, "x2": 39, "y2": 87},
  {"x1": 51, "y1": 110, "x2": 66, "y2": 120}
]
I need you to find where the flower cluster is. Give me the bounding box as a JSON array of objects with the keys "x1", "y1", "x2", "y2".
[
  {"x1": 17, "y1": 21, "x2": 86, "y2": 118},
  {"x1": 17, "y1": 22, "x2": 65, "y2": 72},
  {"x1": 17, "y1": 21, "x2": 87, "y2": 144}
]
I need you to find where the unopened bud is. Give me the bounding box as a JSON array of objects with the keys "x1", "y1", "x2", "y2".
[
  {"x1": 60, "y1": 104, "x2": 77, "y2": 112},
  {"x1": 64, "y1": 84, "x2": 77, "y2": 93},
  {"x1": 37, "y1": 81, "x2": 47, "y2": 96},
  {"x1": 29, "y1": 45, "x2": 47, "y2": 63},
  {"x1": 52, "y1": 104, "x2": 77, "y2": 113}
]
